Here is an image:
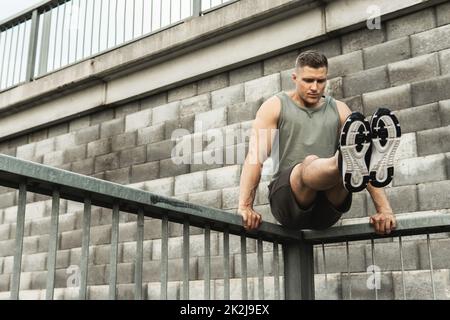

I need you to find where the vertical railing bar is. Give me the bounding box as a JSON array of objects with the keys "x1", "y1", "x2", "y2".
[
  {"x1": 59, "y1": 2, "x2": 67, "y2": 68},
  {"x1": 123, "y1": 0, "x2": 127, "y2": 42},
  {"x1": 150, "y1": 0, "x2": 153, "y2": 32},
  {"x1": 67, "y1": 0, "x2": 73, "y2": 63},
  {"x1": 45, "y1": 188, "x2": 60, "y2": 300},
  {"x1": 204, "y1": 225, "x2": 211, "y2": 300},
  {"x1": 160, "y1": 216, "x2": 168, "y2": 300},
  {"x1": 109, "y1": 202, "x2": 120, "y2": 300},
  {"x1": 345, "y1": 241, "x2": 352, "y2": 300},
  {"x1": 53, "y1": 5, "x2": 59, "y2": 70},
  {"x1": 114, "y1": 0, "x2": 118, "y2": 46},
  {"x1": 223, "y1": 228, "x2": 230, "y2": 300},
  {"x1": 5, "y1": 23, "x2": 15, "y2": 87},
  {"x1": 134, "y1": 208, "x2": 144, "y2": 300},
  {"x1": 159, "y1": 0, "x2": 162, "y2": 29},
  {"x1": 74, "y1": 0, "x2": 81, "y2": 60},
  {"x1": 257, "y1": 238, "x2": 264, "y2": 300},
  {"x1": 193, "y1": 0, "x2": 201, "y2": 17},
  {"x1": 10, "y1": 182, "x2": 27, "y2": 300},
  {"x1": 79, "y1": 196, "x2": 91, "y2": 300},
  {"x1": 89, "y1": 0, "x2": 95, "y2": 55},
  {"x1": 321, "y1": 242, "x2": 327, "y2": 288},
  {"x1": 427, "y1": 234, "x2": 436, "y2": 300},
  {"x1": 183, "y1": 219, "x2": 190, "y2": 300},
  {"x1": 398, "y1": 236, "x2": 406, "y2": 300},
  {"x1": 38, "y1": 10, "x2": 51, "y2": 76},
  {"x1": 0, "y1": 30, "x2": 5, "y2": 88},
  {"x1": 141, "y1": 0, "x2": 145, "y2": 35},
  {"x1": 13, "y1": 23, "x2": 21, "y2": 85},
  {"x1": 240, "y1": 235, "x2": 247, "y2": 300},
  {"x1": 371, "y1": 238, "x2": 378, "y2": 300},
  {"x1": 98, "y1": 0, "x2": 103, "y2": 52},
  {"x1": 106, "y1": 0, "x2": 110, "y2": 48},
  {"x1": 26, "y1": 9, "x2": 40, "y2": 82},
  {"x1": 273, "y1": 241, "x2": 280, "y2": 300},
  {"x1": 169, "y1": 0, "x2": 172, "y2": 25},
  {"x1": 132, "y1": 0, "x2": 136, "y2": 38},
  {"x1": 19, "y1": 19, "x2": 27, "y2": 82},
  {"x1": 82, "y1": 0, "x2": 88, "y2": 57},
  {"x1": 179, "y1": 0, "x2": 182, "y2": 20}
]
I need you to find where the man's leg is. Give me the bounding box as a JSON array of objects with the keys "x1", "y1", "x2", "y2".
[{"x1": 290, "y1": 153, "x2": 349, "y2": 209}]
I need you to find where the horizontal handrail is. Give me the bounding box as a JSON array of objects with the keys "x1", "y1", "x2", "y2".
[{"x1": 0, "y1": 153, "x2": 301, "y2": 242}]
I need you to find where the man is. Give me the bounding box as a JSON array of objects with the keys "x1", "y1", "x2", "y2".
[{"x1": 238, "y1": 50, "x2": 401, "y2": 235}]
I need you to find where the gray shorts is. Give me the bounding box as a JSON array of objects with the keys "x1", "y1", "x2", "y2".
[{"x1": 268, "y1": 163, "x2": 352, "y2": 230}]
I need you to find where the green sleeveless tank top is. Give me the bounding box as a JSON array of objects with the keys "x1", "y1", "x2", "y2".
[{"x1": 270, "y1": 92, "x2": 340, "y2": 181}]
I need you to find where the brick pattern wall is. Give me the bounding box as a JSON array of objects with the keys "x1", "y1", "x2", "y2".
[{"x1": 0, "y1": 2, "x2": 450, "y2": 300}]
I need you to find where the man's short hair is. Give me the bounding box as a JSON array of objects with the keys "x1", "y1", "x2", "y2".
[{"x1": 295, "y1": 50, "x2": 328, "y2": 70}]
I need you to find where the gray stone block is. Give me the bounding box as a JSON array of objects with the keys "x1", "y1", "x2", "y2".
[
  {"x1": 227, "y1": 101, "x2": 260, "y2": 125},
  {"x1": 152, "y1": 101, "x2": 180, "y2": 125},
  {"x1": 180, "y1": 93, "x2": 211, "y2": 117},
  {"x1": 417, "y1": 238, "x2": 450, "y2": 270},
  {"x1": 255, "y1": 181, "x2": 270, "y2": 206},
  {"x1": 362, "y1": 84, "x2": 412, "y2": 116},
  {"x1": 394, "y1": 154, "x2": 447, "y2": 186},
  {"x1": 325, "y1": 77, "x2": 343, "y2": 99},
  {"x1": 263, "y1": 50, "x2": 298, "y2": 75},
  {"x1": 29, "y1": 129, "x2": 47, "y2": 143},
  {"x1": 114, "y1": 101, "x2": 140, "y2": 119},
  {"x1": 418, "y1": 180, "x2": 450, "y2": 211},
  {"x1": 224, "y1": 143, "x2": 248, "y2": 166},
  {"x1": 91, "y1": 108, "x2": 114, "y2": 125},
  {"x1": 122, "y1": 240, "x2": 152, "y2": 263},
  {"x1": 105, "y1": 167, "x2": 130, "y2": 184},
  {"x1": 395, "y1": 103, "x2": 441, "y2": 134},
  {"x1": 130, "y1": 161, "x2": 159, "y2": 183},
  {"x1": 417, "y1": 126, "x2": 450, "y2": 156},
  {"x1": 316, "y1": 243, "x2": 366, "y2": 274},
  {"x1": 363, "y1": 37, "x2": 411, "y2": 70},
  {"x1": 439, "y1": 48, "x2": 450, "y2": 75},
  {"x1": 34, "y1": 138, "x2": 55, "y2": 157},
  {"x1": 437, "y1": 1, "x2": 450, "y2": 26},
  {"x1": 328, "y1": 51, "x2": 364, "y2": 79},
  {"x1": 314, "y1": 273, "x2": 341, "y2": 300},
  {"x1": 211, "y1": 84, "x2": 245, "y2": 109},
  {"x1": 387, "y1": 8, "x2": 436, "y2": 40},
  {"x1": 71, "y1": 158, "x2": 94, "y2": 175},
  {"x1": 164, "y1": 115, "x2": 195, "y2": 140},
  {"x1": 94, "y1": 152, "x2": 120, "y2": 172},
  {"x1": 188, "y1": 190, "x2": 222, "y2": 209},
  {"x1": 119, "y1": 146, "x2": 146, "y2": 168},
  {"x1": 366, "y1": 185, "x2": 418, "y2": 215},
  {"x1": 392, "y1": 269, "x2": 450, "y2": 300},
  {"x1": 174, "y1": 171, "x2": 206, "y2": 195},
  {"x1": 396, "y1": 132, "x2": 417, "y2": 160},
  {"x1": 168, "y1": 83, "x2": 197, "y2": 102},
  {"x1": 206, "y1": 165, "x2": 241, "y2": 190},
  {"x1": 111, "y1": 132, "x2": 136, "y2": 152},
  {"x1": 87, "y1": 138, "x2": 111, "y2": 158},
  {"x1": 144, "y1": 177, "x2": 174, "y2": 197},
  {"x1": 94, "y1": 243, "x2": 122, "y2": 265},
  {"x1": 16, "y1": 143, "x2": 35, "y2": 160},
  {"x1": 0, "y1": 192, "x2": 15, "y2": 209},
  {"x1": 43, "y1": 150, "x2": 64, "y2": 166},
  {"x1": 302, "y1": 38, "x2": 342, "y2": 58},
  {"x1": 0, "y1": 274, "x2": 9, "y2": 292},
  {"x1": 63, "y1": 145, "x2": 86, "y2": 163},
  {"x1": 195, "y1": 107, "x2": 227, "y2": 132},
  {"x1": 100, "y1": 118, "x2": 125, "y2": 139},
  {"x1": 124, "y1": 109, "x2": 152, "y2": 133},
  {"x1": 190, "y1": 149, "x2": 223, "y2": 173},
  {"x1": 388, "y1": 53, "x2": 440, "y2": 87},
  {"x1": 412, "y1": 75, "x2": 450, "y2": 106},
  {"x1": 343, "y1": 66, "x2": 388, "y2": 97},
  {"x1": 140, "y1": 92, "x2": 167, "y2": 110},
  {"x1": 159, "y1": 158, "x2": 190, "y2": 178},
  {"x1": 233, "y1": 252, "x2": 274, "y2": 278},
  {"x1": 440, "y1": 100, "x2": 450, "y2": 126},
  {"x1": 198, "y1": 255, "x2": 235, "y2": 280},
  {"x1": 137, "y1": 123, "x2": 165, "y2": 146},
  {"x1": 197, "y1": 73, "x2": 229, "y2": 95},
  {"x1": 342, "y1": 95, "x2": 363, "y2": 113},
  {"x1": 411, "y1": 24, "x2": 450, "y2": 56},
  {"x1": 280, "y1": 68, "x2": 295, "y2": 92},
  {"x1": 69, "y1": 115, "x2": 90, "y2": 132},
  {"x1": 74, "y1": 125, "x2": 100, "y2": 146},
  {"x1": 244, "y1": 74, "x2": 281, "y2": 102},
  {"x1": 221, "y1": 187, "x2": 240, "y2": 210},
  {"x1": 0, "y1": 224, "x2": 10, "y2": 241},
  {"x1": 48, "y1": 123, "x2": 69, "y2": 138},
  {"x1": 147, "y1": 280, "x2": 179, "y2": 299},
  {"x1": 343, "y1": 27, "x2": 385, "y2": 53},
  {"x1": 147, "y1": 139, "x2": 175, "y2": 162},
  {"x1": 21, "y1": 252, "x2": 47, "y2": 272},
  {"x1": 346, "y1": 192, "x2": 367, "y2": 218},
  {"x1": 230, "y1": 62, "x2": 263, "y2": 85},
  {"x1": 341, "y1": 272, "x2": 394, "y2": 300},
  {"x1": 69, "y1": 246, "x2": 95, "y2": 265}
]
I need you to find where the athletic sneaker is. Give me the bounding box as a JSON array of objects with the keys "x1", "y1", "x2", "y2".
[
  {"x1": 338, "y1": 112, "x2": 372, "y2": 193},
  {"x1": 369, "y1": 108, "x2": 401, "y2": 188}
]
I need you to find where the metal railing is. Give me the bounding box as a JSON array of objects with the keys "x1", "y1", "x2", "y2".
[
  {"x1": 1, "y1": 153, "x2": 450, "y2": 299},
  {"x1": 0, "y1": 0, "x2": 237, "y2": 92}
]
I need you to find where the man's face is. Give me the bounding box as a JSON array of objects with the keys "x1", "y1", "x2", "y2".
[{"x1": 292, "y1": 66, "x2": 328, "y2": 106}]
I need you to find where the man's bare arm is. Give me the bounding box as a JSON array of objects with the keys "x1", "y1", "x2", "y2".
[
  {"x1": 238, "y1": 96, "x2": 280, "y2": 230},
  {"x1": 367, "y1": 183, "x2": 397, "y2": 235}
]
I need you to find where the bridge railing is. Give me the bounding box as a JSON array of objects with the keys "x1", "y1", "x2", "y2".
[{"x1": 0, "y1": 0, "x2": 238, "y2": 92}]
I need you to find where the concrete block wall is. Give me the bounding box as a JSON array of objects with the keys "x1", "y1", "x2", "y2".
[{"x1": 1, "y1": 2, "x2": 450, "y2": 300}]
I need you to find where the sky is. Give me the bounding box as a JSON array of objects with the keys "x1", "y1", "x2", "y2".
[{"x1": 0, "y1": 0, "x2": 43, "y2": 22}]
